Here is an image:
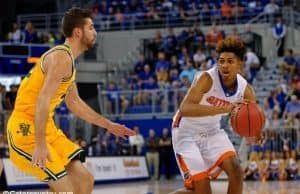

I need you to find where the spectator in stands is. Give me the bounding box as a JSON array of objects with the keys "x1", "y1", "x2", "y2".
[
  {"x1": 283, "y1": 95, "x2": 300, "y2": 119},
  {"x1": 244, "y1": 152, "x2": 260, "y2": 180},
  {"x1": 292, "y1": 81, "x2": 300, "y2": 99},
  {"x1": 264, "y1": 0, "x2": 280, "y2": 15},
  {"x1": 263, "y1": 98, "x2": 273, "y2": 127},
  {"x1": 146, "y1": 6, "x2": 160, "y2": 23},
  {"x1": 228, "y1": 27, "x2": 241, "y2": 40},
  {"x1": 279, "y1": 77, "x2": 288, "y2": 94},
  {"x1": 193, "y1": 25, "x2": 206, "y2": 50},
  {"x1": 193, "y1": 47, "x2": 206, "y2": 69},
  {"x1": 247, "y1": 1, "x2": 257, "y2": 16},
  {"x1": 159, "y1": 127, "x2": 172, "y2": 180},
  {"x1": 286, "y1": 151, "x2": 298, "y2": 180},
  {"x1": 267, "y1": 90, "x2": 281, "y2": 113},
  {"x1": 133, "y1": 78, "x2": 146, "y2": 105},
  {"x1": 155, "y1": 52, "x2": 170, "y2": 83},
  {"x1": 145, "y1": 128, "x2": 160, "y2": 180},
  {"x1": 268, "y1": 152, "x2": 280, "y2": 180},
  {"x1": 148, "y1": 30, "x2": 163, "y2": 59},
  {"x1": 283, "y1": 112, "x2": 300, "y2": 130},
  {"x1": 200, "y1": 3, "x2": 211, "y2": 25},
  {"x1": 129, "y1": 126, "x2": 145, "y2": 155},
  {"x1": 101, "y1": 131, "x2": 113, "y2": 155},
  {"x1": 211, "y1": 4, "x2": 221, "y2": 25},
  {"x1": 143, "y1": 76, "x2": 160, "y2": 104},
  {"x1": 269, "y1": 110, "x2": 282, "y2": 130},
  {"x1": 114, "y1": 8, "x2": 125, "y2": 30},
  {"x1": 178, "y1": 7, "x2": 187, "y2": 23},
  {"x1": 134, "y1": 54, "x2": 147, "y2": 74},
  {"x1": 205, "y1": 26, "x2": 223, "y2": 54},
  {"x1": 220, "y1": 0, "x2": 232, "y2": 23},
  {"x1": 181, "y1": 75, "x2": 192, "y2": 89},
  {"x1": 5, "y1": 84, "x2": 18, "y2": 110},
  {"x1": 169, "y1": 55, "x2": 180, "y2": 83},
  {"x1": 7, "y1": 23, "x2": 21, "y2": 43},
  {"x1": 139, "y1": 64, "x2": 155, "y2": 84},
  {"x1": 240, "y1": 24, "x2": 255, "y2": 51},
  {"x1": 258, "y1": 151, "x2": 271, "y2": 181},
  {"x1": 255, "y1": 1, "x2": 264, "y2": 14},
  {"x1": 231, "y1": 2, "x2": 244, "y2": 19},
  {"x1": 177, "y1": 46, "x2": 192, "y2": 68},
  {"x1": 22, "y1": 21, "x2": 38, "y2": 43},
  {"x1": 162, "y1": 28, "x2": 177, "y2": 56},
  {"x1": 179, "y1": 59, "x2": 196, "y2": 84},
  {"x1": 135, "y1": 6, "x2": 146, "y2": 26},
  {"x1": 88, "y1": 134, "x2": 101, "y2": 156},
  {"x1": 169, "y1": 55, "x2": 180, "y2": 72},
  {"x1": 169, "y1": 68, "x2": 180, "y2": 83},
  {"x1": 177, "y1": 28, "x2": 189, "y2": 49},
  {"x1": 113, "y1": 137, "x2": 130, "y2": 156},
  {"x1": 275, "y1": 86, "x2": 286, "y2": 112},
  {"x1": 105, "y1": 81, "x2": 129, "y2": 115},
  {"x1": 185, "y1": 2, "x2": 200, "y2": 24},
  {"x1": 119, "y1": 77, "x2": 131, "y2": 91},
  {"x1": 273, "y1": 17, "x2": 286, "y2": 57},
  {"x1": 280, "y1": 49, "x2": 296, "y2": 76},
  {"x1": 162, "y1": 0, "x2": 173, "y2": 11},
  {"x1": 245, "y1": 48, "x2": 260, "y2": 83},
  {"x1": 278, "y1": 151, "x2": 288, "y2": 181}
]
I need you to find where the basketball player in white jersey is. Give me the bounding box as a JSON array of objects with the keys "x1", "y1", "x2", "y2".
[{"x1": 170, "y1": 38, "x2": 262, "y2": 194}]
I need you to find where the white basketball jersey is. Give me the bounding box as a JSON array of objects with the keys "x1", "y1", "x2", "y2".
[{"x1": 173, "y1": 66, "x2": 248, "y2": 132}]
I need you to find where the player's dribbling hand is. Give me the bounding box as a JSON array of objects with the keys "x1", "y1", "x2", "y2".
[
  {"x1": 107, "y1": 122, "x2": 136, "y2": 139},
  {"x1": 31, "y1": 144, "x2": 53, "y2": 170}
]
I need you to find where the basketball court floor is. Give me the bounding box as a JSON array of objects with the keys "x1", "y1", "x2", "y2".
[
  {"x1": 93, "y1": 179, "x2": 300, "y2": 194},
  {"x1": 3, "y1": 179, "x2": 300, "y2": 194}
]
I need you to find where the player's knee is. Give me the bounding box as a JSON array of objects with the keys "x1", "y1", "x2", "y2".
[
  {"x1": 226, "y1": 160, "x2": 243, "y2": 181},
  {"x1": 228, "y1": 165, "x2": 243, "y2": 181}
]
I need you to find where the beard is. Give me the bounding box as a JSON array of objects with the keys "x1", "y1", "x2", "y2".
[{"x1": 81, "y1": 32, "x2": 96, "y2": 50}]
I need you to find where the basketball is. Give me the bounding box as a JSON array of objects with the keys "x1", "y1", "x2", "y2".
[{"x1": 230, "y1": 102, "x2": 265, "y2": 137}]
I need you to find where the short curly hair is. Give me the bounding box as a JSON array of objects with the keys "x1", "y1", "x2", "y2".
[{"x1": 216, "y1": 38, "x2": 247, "y2": 61}]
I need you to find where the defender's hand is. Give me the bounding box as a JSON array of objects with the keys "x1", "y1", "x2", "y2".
[{"x1": 107, "y1": 122, "x2": 136, "y2": 139}]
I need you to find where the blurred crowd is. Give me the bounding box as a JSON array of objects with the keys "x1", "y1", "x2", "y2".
[
  {"x1": 90, "y1": 0, "x2": 284, "y2": 29},
  {"x1": 245, "y1": 48, "x2": 300, "y2": 181},
  {"x1": 5, "y1": 22, "x2": 64, "y2": 46},
  {"x1": 104, "y1": 24, "x2": 263, "y2": 114}
]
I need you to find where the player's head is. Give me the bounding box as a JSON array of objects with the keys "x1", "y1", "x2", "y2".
[
  {"x1": 62, "y1": 7, "x2": 96, "y2": 50},
  {"x1": 216, "y1": 38, "x2": 246, "y2": 82}
]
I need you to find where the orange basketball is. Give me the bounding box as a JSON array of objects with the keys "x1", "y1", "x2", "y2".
[{"x1": 230, "y1": 102, "x2": 265, "y2": 137}]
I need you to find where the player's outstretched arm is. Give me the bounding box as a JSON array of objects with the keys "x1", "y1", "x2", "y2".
[
  {"x1": 179, "y1": 72, "x2": 234, "y2": 117},
  {"x1": 65, "y1": 83, "x2": 136, "y2": 138}
]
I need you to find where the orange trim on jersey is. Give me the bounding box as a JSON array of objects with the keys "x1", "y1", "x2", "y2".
[
  {"x1": 177, "y1": 154, "x2": 209, "y2": 189},
  {"x1": 172, "y1": 111, "x2": 182, "y2": 128},
  {"x1": 207, "y1": 151, "x2": 236, "y2": 178},
  {"x1": 210, "y1": 168, "x2": 223, "y2": 179},
  {"x1": 177, "y1": 151, "x2": 236, "y2": 189},
  {"x1": 177, "y1": 153, "x2": 188, "y2": 172}
]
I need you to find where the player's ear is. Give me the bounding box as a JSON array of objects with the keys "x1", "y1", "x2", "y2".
[{"x1": 73, "y1": 27, "x2": 82, "y2": 39}]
